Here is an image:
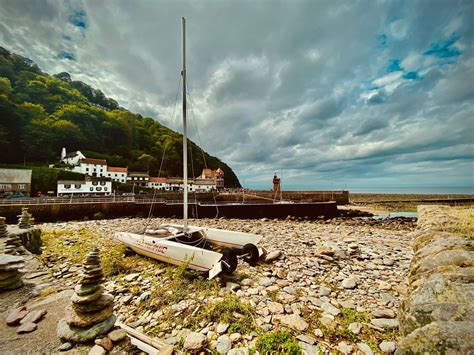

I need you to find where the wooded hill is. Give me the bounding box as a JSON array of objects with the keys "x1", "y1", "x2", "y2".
[{"x1": 0, "y1": 46, "x2": 241, "y2": 187}]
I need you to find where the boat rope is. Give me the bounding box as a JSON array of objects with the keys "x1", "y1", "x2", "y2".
[{"x1": 186, "y1": 88, "x2": 220, "y2": 218}]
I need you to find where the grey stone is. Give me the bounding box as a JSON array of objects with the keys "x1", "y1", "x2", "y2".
[
  {"x1": 108, "y1": 328, "x2": 127, "y2": 342},
  {"x1": 183, "y1": 332, "x2": 207, "y2": 351},
  {"x1": 337, "y1": 341, "x2": 353, "y2": 354},
  {"x1": 216, "y1": 322, "x2": 230, "y2": 334},
  {"x1": 371, "y1": 318, "x2": 399, "y2": 330},
  {"x1": 17, "y1": 322, "x2": 37, "y2": 334},
  {"x1": 279, "y1": 314, "x2": 308, "y2": 331},
  {"x1": 265, "y1": 250, "x2": 282, "y2": 262},
  {"x1": 88, "y1": 344, "x2": 106, "y2": 355},
  {"x1": 348, "y1": 322, "x2": 362, "y2": 335},
  {"x1": 259, "y1": 277, "x2": 273, "y2": 287},
  {"x1": 58, "y1": 342, "x2": 73, "y2": 351},
  {"x1": 319, "y1": 286, "x2": 331, "y2": 296},
  {"x1": 296, "y1": 334, "x2": 316, "y2": 345},
  {"x1": 379, "y1": 341, "x2": 396, "y2": 353},
  {"x1": 341, "y1": 276, "x2": 358, "y2": 289},
  {"x1": 216, "y1": 335, "x2": 232, "y2": 354},
  {"x1": 321, "y1": 301, "x2": 340, "y2": 316},
  {"x1": 227, "y1": 347, "x2": 249, "y2": 355},
  {"x1": 57, "y1": 315, "x2": 116, "y2": 343},
  {"x1": 357, "y1": 342, "x2": 374, "y2": 355}
]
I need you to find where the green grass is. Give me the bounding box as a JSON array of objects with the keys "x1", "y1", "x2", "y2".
[{"x1": 254, "y1": 331, "x2": 301, "y2": 354}]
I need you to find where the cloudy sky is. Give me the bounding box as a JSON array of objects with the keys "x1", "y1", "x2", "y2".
[{"x1": 1, "y1": 0, "x2": 473, "y2": 190}]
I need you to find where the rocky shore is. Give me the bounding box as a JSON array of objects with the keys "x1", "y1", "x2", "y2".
[{"x1": 36, "y1": 215, "x2": 415, "y2": 353}]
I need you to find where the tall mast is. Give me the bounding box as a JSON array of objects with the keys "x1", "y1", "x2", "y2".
[{"x1": 182, "y1": 17, "x2": 188, "y2": 231}]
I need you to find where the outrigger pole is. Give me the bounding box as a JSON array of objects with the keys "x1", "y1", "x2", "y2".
[{"x1": 182, "y1": 17, "x2": 188, "y2": 232}]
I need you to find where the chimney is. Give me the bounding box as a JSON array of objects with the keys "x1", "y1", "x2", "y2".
[{"x1": 61, "y1": 147, "x2": 66, "y2": 160}]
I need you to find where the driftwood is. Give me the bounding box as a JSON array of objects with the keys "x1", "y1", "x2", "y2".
[{"x1": 115, "y1": 320, "x2": 174, "y2": 355}]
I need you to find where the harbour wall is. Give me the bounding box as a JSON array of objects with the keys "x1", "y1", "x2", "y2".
[
  {"x1": 0, "y1": 201, "x2": 338, "y2": 223},
  {"x1": 396, "y1": 205, "x2": 474, "y2": 353}
]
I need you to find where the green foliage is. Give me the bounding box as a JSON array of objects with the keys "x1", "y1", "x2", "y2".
[
  {"x1": 0, "y1": 46, "x2": 241, "y2": 187},
  {"x1": 255, "y1": 331, "x2": 302, "y2": 354}
]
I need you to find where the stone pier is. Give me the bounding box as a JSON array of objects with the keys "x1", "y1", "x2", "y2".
[{"x1": 396, "y1": 206, "x2": 474, "y2": 354}]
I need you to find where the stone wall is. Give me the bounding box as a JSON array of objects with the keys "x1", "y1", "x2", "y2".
[
  {"x1": 6, "y1": 226, "x2": 42, "y2": 254},
  {"x1": 396, "y1": 205, "x2": 474, "y2": 354}
]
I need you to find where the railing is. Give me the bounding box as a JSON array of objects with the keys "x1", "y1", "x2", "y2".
[{"x1": 0, "y1": 196, "x2": 137, "y2": 206}]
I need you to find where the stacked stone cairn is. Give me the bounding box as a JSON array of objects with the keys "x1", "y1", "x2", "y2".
[
  {"x1": 0, "y1": 217, "x2": 7, "y2": 238},
  {"x1": 0, "y1": 254, "x2": 25, "y2": 291},
  {"x1": 57, "y1": 248, "x2": 116, "y2": 344},
  {"x1": 17, "y1": 207, "x2": 33, "y2": 229}
]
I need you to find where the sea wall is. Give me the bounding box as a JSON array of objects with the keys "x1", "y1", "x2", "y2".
[
  {"x1": 396, "y1": 205, "x2": 474, "y2": 354},
  {"x1": 6, "y1": 225, "x2": 42, "y2": 254}
]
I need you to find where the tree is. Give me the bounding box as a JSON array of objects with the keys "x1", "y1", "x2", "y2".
[{"x1": 0, "y1": 76, "x2": 12, "y2": 97}]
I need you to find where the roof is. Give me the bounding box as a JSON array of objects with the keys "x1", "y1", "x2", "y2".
[
  {"x1": 107, "y1": 166, "x2": 128, "y2": 173},
  {"x1": 149, "y1": 177, "x2": 167, "y2": 183},
  {"x1": 0, "y1": 169, "x2": 32, "y2": 184},
  {"x1": 80, "y1": 158, "x2": 107, "y2": 165},
  {"x1": 57, "y1": 180, "x2": 84, "y2": 184},
  {"x1": 64, "y1": 150, "x2": 84, "y2": 158},
  {"x1": 128, "y1": 171, "x2": 149, "y2": 177}
]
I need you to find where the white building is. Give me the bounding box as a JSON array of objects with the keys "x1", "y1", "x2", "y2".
[
  {"x1": 148, "y1": 177, "x2": 215, "y2": 192},
  {"x1": 57, "y1": 179, "x2": 112, "y2": 197},
  {"x1": 106, "y1": 167, "x2": 128, "y2": 183},
  {"x1": 127, "y1": 172, "x2": 149, "y2": 186},
  {"x1": 148, "y1": 177, "x2": 169, "y2": 190},
  {"x1": 72, "y1": 158, "x2": 108, "y2": 178},
  {"x1": 60, "y1": 148, "x2": 86, "y2": 166}
]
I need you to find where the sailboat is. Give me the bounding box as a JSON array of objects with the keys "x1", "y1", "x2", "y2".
[{"x1": 115, "y1": 18, "x2": 263, "y2": 279}]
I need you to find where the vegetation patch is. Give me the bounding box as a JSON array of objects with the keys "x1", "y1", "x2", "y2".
[{"x1": 254, "y1": 331, "x2": 301, "y2": 354}]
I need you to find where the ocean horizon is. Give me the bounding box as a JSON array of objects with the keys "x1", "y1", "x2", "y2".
[{"x1": 246, "y1": 185, "x2": 474, "y2": 195}]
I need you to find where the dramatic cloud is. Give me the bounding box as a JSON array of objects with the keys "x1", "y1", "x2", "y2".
[{"x1": 0, "y1": 0, "x2": 472, "y2": 190}]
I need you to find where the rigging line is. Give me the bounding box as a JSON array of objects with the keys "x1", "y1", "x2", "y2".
[
  {"x1": 186, "y1": 88, "x2": 220, "y2": 218},
  {"x1": 143, "y1": 75, "x2": 182, "y2": 232}
]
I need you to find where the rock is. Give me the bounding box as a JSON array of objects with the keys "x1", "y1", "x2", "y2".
[
  {"x1": 65, "y1": 304, "x2": 113, "y2": 328},
  {"x1": 279, "y1": 314, "x2": 308, "y2": 331},
  {"x1": 265, "y1": 250, "x2": 282, "y2": 262},
  {"x1": 17, "y1": 322, "x2": 37, "y2": 334},
  {"x1": 75, "y1": 283, "x2": 101, "y2": 296},
  {"x1": 57, "y1": 315, "x2": 117, "y2": 343},
  {"x1": 72, "y1": 294, "x2": 114, "y2": 313},
  {"x1": 379, "y1": 341, "x2": 396, "y2": 353},
  {"x1": 88, "y1": 344, "x2": 106, "y2": 355},
  {"x1": 341, "y1": 276, "x2": 358, "y2": 289},
  {"x1": 321, "y1": 301, "x2": 340, "y2": 316},
  {"x1": 20, "y1": 309, "x2": 47, "y2": 325},
  {"x1": 259, "y1": 277, "x2": 273, "y2": 287},
  {"x1": 370, "y1": 318, "x2": 399, "y2": 330},
  {"x1": 372, "y1": 309, "x2": 396, "y2": 319},
  {"x1": 296, "y1": 334, "x2": 316, "y2": 345},
  {"x1": 319, "y1": 314, "x2": 336, "y2": 328},
  {"x1": 337, "y1": 341, "x2": 353, "y2": 354},
  {"x1": 226, "y1": 282, "x2": 240, "y2": 291},
  {"x1": 95, "y1": 337, "x2": 113, "y2": 352},
  {"x1": 6, "y1": 306, "x2": 29, "y2": 326},
  {"x1": 71, "y1": 287, "x2": 104, "y2": 304},
  {"x1": 314, "y1": 328, "x2": 323, "y2": 337},
  {"x1": 123, "y1": 273, "x2": 140, "y2": 282},
  {"x1": 319, "y1": 286, "x2": 331, "y2": 296},
  {"x1": 216, "y1": 335, "x2": 232, "y2": 354},
  {"x1": 357, "y1": 342, "x2": 374, "y2": 355},
  {"x1": 183, "y1": 332, "x2": 207, "y2": 351},
  {"x1": 299, "y1": 341, "x2": 319, "y2": 354},
  {"x1": 216, "y1": 322, "x2": 230, "y2": 334},
  {"x1": 165, "y1": 337, "x2": 179, "y2": 345},
  {"x1": 348, "y1": 322, "x2": 362, "y2": 335},
  {"x1": 108, "y1": 328, "x2": 127, "y2": 342},
  {"x1": 267, "y1": 301, "x2": 284, "y2": 314},
  {"x1": 228, "y1": 347, "x2": 249, "y2": 355},
  {"x1": 58, "y1": 342, "x2": 73, "y2": 351}
]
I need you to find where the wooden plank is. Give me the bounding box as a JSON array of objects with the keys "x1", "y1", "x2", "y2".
[{"x1": 115, "y1": 320, "x2": 174, "y2": 354}]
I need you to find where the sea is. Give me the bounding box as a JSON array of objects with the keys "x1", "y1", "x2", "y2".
[{"x1": 248, "y1": 185, "x2": 474, "y2": 195}]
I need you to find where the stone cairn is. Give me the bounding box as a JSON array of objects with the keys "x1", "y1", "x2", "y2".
[
  {"x1": 0, "y1": 254, "x2": 25, "y2": 291},
  {"x1": 0, "y1": 217, "x2": 7, "y2": 238},
  {"x1": 17, "y1": 207, "x2": 33, "y2": 229},
  {"x1": 57, "y1": 248, "x2": 116, "y2": 344}
]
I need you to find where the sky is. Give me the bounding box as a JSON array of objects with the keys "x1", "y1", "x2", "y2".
[{"x1": 0, "y1": 0, "x2": 473, "y2": 190}]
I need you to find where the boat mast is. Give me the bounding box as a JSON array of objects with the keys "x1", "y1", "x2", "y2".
[{"x1": 182, "y1": 17, "x2": 188, "y2": 232}]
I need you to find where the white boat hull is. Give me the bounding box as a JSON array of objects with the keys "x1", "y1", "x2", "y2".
[{"x1": 115, "y1": 232, "x2": 223, "y2": 278}]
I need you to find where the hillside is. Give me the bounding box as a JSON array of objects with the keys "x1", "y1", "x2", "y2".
[{"x1": 0, "y1": 46, "x2": 240, "y2": 187}]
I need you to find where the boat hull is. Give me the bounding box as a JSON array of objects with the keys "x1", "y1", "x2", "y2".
[{"x1": 115, "y1": 232, "x2": 223, "y2": 274}]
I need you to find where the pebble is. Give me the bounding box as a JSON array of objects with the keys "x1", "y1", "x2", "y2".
[
  {"x1": 357, "y1": 342, "x2": 374, "y2": 355},
  {"x1": 348, "y1": 322, "x2": 362, "y2": 335},
  {"x1": 379, "y1": 341, "x2": 397, "y2": 353},
  {"x1": 337, "y1": 341, "x2": 353, "y2": 354},
  {"x1": 108, "y1": 328, "x2": 127, "y2": 342},
  {"x1": 88, "y1": 344, "x2": 106, "y2": 355},
  {"x1": 216, "y1": 335, "x2": 232, "y2": 354},
  {"x1": 17, "y1": 322, "x2": 37, "y2": 334},
  {"x1": 216, "y1": 322, "x2": 229, "y2": 334},
  {"x1": 58, "y1": 342, "x2": 73, "y2": 351},
  {"x1": 341, "y1": 276, "x2": 358, "y2": 289},
  {"x1": 6, "y1": 306, "x2": 29, "y2": 326},
  {"x1": 183, "y1": 332, "x2": 207, "y2": 351}
]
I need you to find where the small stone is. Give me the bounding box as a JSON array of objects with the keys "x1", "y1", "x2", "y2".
[
  {"x1": 279, "y1": 314, "x2": 308, "y2": 331},
  {"x1": 17, "y1": 322, "x2": 37, "y2": 334},
  {"x1": 267, "y1": 301, "x2": 284, "y2": 314},
  {"x1": 337, "y1": 341, "x2": 353, "y2": 354},
  {"x1": 6, "y1": 306, "x2": 29, "y2": 326},
  {"x1": 108, "y1": 328, "x2": 127, "y2": 342},
  {"x1": 183, "y1": 332, "x2": 207, "y2": 351},
  {"x1": 20, "y1": 309, "x2": 47, "y2": 324},
  {"x1": 123, "y1": 273, "x2": 140, "y2": 282},
  {"x1": 321, "y1": 301, "x2": 340, "y2": 316},
  {"x1": 72, "y1": 287, "x2": 104, "y2": 304},
  {"x1": 58, "y1": 342, "x2": 73, "y2": 351},
  {"x1": 314, "y1": 328, "x2": 323, "y2": 337},
  {"x1": 319, "y1": 286, "x2": 331, "y2": 296},
  {"x1": 228, "y1": 347, "x2": 249, "y2": 355},
  {"x1": 57, "y1": 315, "x2": 116, "y2": 343},
  {"x1": 65, "y1": 304, "x2": 113, "y2": 328},
  {"x1": 379, "y1": 341, "x2": 396, "y2": 353},
  {"x1": 265, "y1": 250, "x2": 282, "y2": 262},
  {"x1": 370, "y1": 318, "x2": 399, "y2": 330},
  {"x1": 88, "y1": 344, "x2": 106, "y2": 355},
  {"x1": 341, "y1": 277, "x2": 358, "y2": 289},
  {"x1": 216, "y1": 335, "x2": 232, "y2": 354},
  {"x1": 348, "y1": 322, "x2": 362, "y2": 335},
  {"x1": 296, "y1": 334, "x2": 316, "y2": 345},
  {"x1": 372, "y1": 309, "x2": 396, "y2": 319},
  {"x1": 357, "y1": 342, "x2": 374, "y2": 355},
  {"x1": 216, "y1": 322, "x2": 230, "y2": 334},
  {"x1": 259, "y1": 277, "x2": 273, "y2": 287},
  {"x1": 95, "y1": 337, "x2": 113, "y2": 352},
  {"x1": 229, "y1": 332, "x2": 241, "y2": 342}
]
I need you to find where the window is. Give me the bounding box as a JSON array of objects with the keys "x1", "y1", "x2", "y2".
[
  {"x1": 64, "y1": 184, "x2": 71, "y2": 189},
  {"x1": 104, "y1": 187, "x2": 108, "y2": 191},
  {"x1": 96, "y1": 187, "x2": 102, "y2": 191},
  {"x1": 0, "y1": 184, "x2": 12, "y2": 189},
  {"x1": 100, "y1": 181, "x2": 106, "y2": 186},
  {"x1": 74, "y1": 184, "x2": 81, "y2": 189},
  {"x1": 92, "y1": 181, "x2": 98, "y2": 186},
  {"x1": 18, "y1": 184, "x2": 26, "y2": 189},
  {"x1": 86, "y1": 168, "x2": 89, "y2": 172},
  {"x1": 90, "y1": 187, "x2": 93, "y2": 191}
]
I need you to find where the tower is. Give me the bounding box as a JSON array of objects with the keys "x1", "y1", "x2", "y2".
[
  {"x1": 61, "y1": 147, "x2": 66, "y2": 160},
  {"x1": 272, "y1": 173, "x2": 281, "y2": 192}
]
